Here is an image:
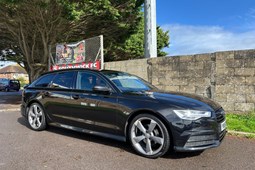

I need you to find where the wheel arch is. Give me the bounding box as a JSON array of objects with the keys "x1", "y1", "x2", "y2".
[
  {"x1": 125, "y1": 109, "x2": 174, "y2": 147},
  {"x1": 26, "y1": 99, "x2": 48, "y2": 131},
  {"x1": 25, "y1": 99, "x2": 45, "y2": 117}
]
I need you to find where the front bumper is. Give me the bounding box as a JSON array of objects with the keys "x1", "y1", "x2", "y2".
[
  {"x1": 170, "y1": 109, "x2": 227, "y2": 152},
  {"x1": 174, "y1": 129, "x2": 227, "y2": 151}
]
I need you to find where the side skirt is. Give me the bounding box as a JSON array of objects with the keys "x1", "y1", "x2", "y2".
[{"x1": 48, "y1": 122, "x2": 126, "y2": 142}]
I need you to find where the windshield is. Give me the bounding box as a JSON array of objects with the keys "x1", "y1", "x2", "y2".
[{"x1": 102, "y1": 71, "x2": 156, "y2": 92}]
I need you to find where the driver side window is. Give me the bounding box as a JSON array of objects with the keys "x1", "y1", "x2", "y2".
[{"x1": 76, "y1": 72, "x2": 108, "y2": 91}]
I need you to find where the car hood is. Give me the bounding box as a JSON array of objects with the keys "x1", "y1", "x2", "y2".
[{"x1": 125, "y1": 90, "x2": 221, "y2": 111}]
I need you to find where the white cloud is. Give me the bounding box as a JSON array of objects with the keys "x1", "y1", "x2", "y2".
[
  {"x1": 247, "y1": 8, "x2": 255, "y2": 19},
  {"x1": 162, "y1": 24, "x2": 255, "y2": 56}
]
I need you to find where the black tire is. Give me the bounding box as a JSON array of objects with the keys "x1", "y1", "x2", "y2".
[
  {"x1": 128, "y1": 114, "x2": 171, "y2": 158},
  {"x1": 5, "y1": 88, "x2": 9, "y2": 92},
  {"x1": 27, "y1": 103, "x2": 47, "y2": 131}
]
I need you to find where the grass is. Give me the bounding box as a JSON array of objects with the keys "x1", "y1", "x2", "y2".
[{"x1": 226, "y1": 111, "x2": 255, "y2": 134}]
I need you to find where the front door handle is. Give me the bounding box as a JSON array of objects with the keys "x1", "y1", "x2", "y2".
[{"x1": 72, "y1": 94, "x2": 80, "y2": 100}]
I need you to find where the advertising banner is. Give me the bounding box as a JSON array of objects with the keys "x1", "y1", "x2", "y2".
[
  {"x1": 51, "y1": 35, "x2": 103, "y2": 71},
  {"x1": 56, "y1": 41, "x2": 85, "y2": 64}
]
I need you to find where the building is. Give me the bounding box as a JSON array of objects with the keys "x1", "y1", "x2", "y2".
[{"x1": 0, "y1": 64, "x2": 29, "y2": 83}]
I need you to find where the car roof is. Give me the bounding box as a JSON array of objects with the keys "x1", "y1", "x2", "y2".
[{"x1": 41, "y1": 69, "x2": 124, "y2": 76}]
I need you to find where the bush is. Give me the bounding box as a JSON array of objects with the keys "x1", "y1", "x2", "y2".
[
  {"x1": 17, "y1": 76, "x2": 27, "y2": 88},
  {"x1": 226, "y1": 111, "x2": 255, "y2": 133}
]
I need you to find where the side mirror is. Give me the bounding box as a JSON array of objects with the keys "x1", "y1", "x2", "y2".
[{"x1": 92, "y1": 86, "x2": 111, "y2": 94}]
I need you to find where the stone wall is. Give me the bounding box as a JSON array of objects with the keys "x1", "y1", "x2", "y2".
[{"x1": 104, "y1": 49, "x2": 255, "y2": 113}]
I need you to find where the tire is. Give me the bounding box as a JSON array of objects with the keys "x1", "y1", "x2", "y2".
[
  {"x1": 128, "y1": 114, "x2": 170, "y2": 158},
  {"x1": 27, "y1": 103, "x2": 47, "y2": 131},
  {"x1": 5, "y1": 88, "x2": 9, "y2": 92}
]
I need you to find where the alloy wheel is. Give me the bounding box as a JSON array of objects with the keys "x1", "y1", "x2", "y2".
[
  {"x1": 28, "y1": 103, "x2": 45, "y2": 130},
  {"x1": 130, "y1": 116, "x2": 167, "y2": 157}
]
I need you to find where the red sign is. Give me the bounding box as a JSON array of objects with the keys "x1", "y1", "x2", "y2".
[{"x1": 51, "y1": 60, "x2": 100, "y2": 71}]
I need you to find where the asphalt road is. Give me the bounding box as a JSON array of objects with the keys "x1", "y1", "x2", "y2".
[{"x1": 0, "y1": 91, "x2": 255, "y2": 170}]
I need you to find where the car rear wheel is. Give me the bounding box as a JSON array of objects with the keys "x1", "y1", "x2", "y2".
[
  {"x1": 129, "y1": 114, "x2": 170, "y2": 158},
  {"x1": 27, "y1": 103, "x2": 47, "y2": 131}
]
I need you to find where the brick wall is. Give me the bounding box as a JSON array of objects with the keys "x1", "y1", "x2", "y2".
[{"x1": 104, "y1": 49, "x2": 255, "y2": 113}]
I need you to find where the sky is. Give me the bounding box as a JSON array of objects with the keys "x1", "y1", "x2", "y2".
[
  {"x1": 1, "y1": 0, "x2": 255, "y2": 68},
  {"x1": 157, "y1": 0, "x2": 255, "y2": 56},
  {"x1": 0, "y1": 61, "x2": 15, "y2": 68}
]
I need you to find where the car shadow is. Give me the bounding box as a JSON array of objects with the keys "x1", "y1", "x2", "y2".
[
  {"x1": 17, "y1": 116, "x2": 204, "y2": 159},
  {"x1": 163, "y1": 150, "x2": 204, "y2": 159},
  {"x1": 17, "y1": 116, "x2": 135, "y2": 154},
  {"x1": 17, "y1": 117, "x2": 31, "y2": 129}
]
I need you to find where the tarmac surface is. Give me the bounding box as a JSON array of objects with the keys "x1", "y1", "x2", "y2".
[{"x1": 0, "y1": 91, "x2": 255, "y2": 170}]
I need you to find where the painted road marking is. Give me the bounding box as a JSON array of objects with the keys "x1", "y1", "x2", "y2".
[{"x1": 0, "y1": 108, "x2": 20, "y2": 112}]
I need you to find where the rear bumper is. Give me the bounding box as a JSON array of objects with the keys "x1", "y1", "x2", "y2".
[{"x1": 21, "y1": 103, "x2": 27, "y2": 118}]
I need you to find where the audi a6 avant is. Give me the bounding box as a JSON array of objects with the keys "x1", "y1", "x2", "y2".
[{"x1": 21, "y1": 69, "x2": 227, "y2": 158}]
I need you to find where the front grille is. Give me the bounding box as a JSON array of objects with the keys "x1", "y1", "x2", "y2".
[
  {"x1": 185, "y1": 140, "x2": 216, "y2": 148},
  {"x1": 187, "y1": 134, "x2": 216, "y2": 142},
  {"x1": 216, "y1": 109, "x2": 225, "y2": 123},
  {"x1": 184, "y1": 134, "x2": 217, "y2": 148}
]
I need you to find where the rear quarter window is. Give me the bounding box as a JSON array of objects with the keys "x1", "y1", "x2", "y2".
[{"x1": 33, "y1": 74, "x2": 56, "y2": 88}]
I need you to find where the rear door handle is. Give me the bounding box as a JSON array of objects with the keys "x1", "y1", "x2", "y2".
[{"x1": 72, "y1": 94, "x2": 80, "y2": 100}]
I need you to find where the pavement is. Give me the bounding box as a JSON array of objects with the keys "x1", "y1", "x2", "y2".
[{"x1": 0, "y1": 91, "x2": 255, "y2": 170}]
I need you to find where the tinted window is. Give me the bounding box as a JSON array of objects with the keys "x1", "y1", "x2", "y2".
[
  {"x1": 52, "y1": 72, "x2": 75, "y2": 89},
  {"x1": 76, "y1": 72, "x2": 108, "y2": 91},
  {"x1": 0, "y1": 79, "x2": 9, "y2": 86},
  {"x1": 10, "y1": 80, "x2": 20, "y2": 85},
  {"x1": 34, "y1": 74, "x2": 55, "y2": 88}
]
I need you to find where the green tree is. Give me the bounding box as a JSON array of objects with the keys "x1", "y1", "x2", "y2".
[
  {"x1": 0, "y1": 0, "x2": 170, "y2": 81},
  {"x1": 114, "y1": 16, "x2": 169, "y2": 60},
  {"x1": 0, "y1": 0, "x2": 144, "y2": 81},
  {"x1": 0, "y1": 0, "x2": 70, "y2": 81}
]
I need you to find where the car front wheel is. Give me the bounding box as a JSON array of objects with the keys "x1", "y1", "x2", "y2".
[
  {"x1": 27, "y1": 103, "x2": 47, "y2": 131},
  {"x1": 129, "y1": 114, "x2": 171, "y2": 158}
]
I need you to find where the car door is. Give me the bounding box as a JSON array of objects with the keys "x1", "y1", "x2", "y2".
[
  {"x1": 69, "y1": 71, "x2": 120, "y2": 135},
  {"x1": 43, "y1": 71, "x2": 76, "y2": 124}
]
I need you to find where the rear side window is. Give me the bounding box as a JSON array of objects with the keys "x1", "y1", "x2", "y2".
[
  {"x1": 0, "y1": 80, "x2": 9, "y2": 86},
  {"x1": 34, "y1": 74, "x2": 55, "y2": 88},
  {"x1": 0, "y1": 79, "x2": 9, "y2": 86},
  {"x1": 10, "y1": 80, "x2": 20, "y2": 85},
  {"x1": 51, "y1": 72, "x2": 75, "y2": 89}
]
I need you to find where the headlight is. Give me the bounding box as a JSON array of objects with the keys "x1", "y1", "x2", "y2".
[{"x1": 173, "y1": 110, "x2": 211, "y2": 120}]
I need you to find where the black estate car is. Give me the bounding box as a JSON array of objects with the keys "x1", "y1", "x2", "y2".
[
  {"x1": 0, "y1": 78, "x2": 20, "y2": 92},
  {"x1": 21, "y1": 69, "x2": 227, "y2": 158}
]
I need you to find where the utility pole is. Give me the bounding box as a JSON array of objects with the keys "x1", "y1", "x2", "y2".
[{"x1": 144, "y1": 0, "x2": 157, "y2": 58}]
